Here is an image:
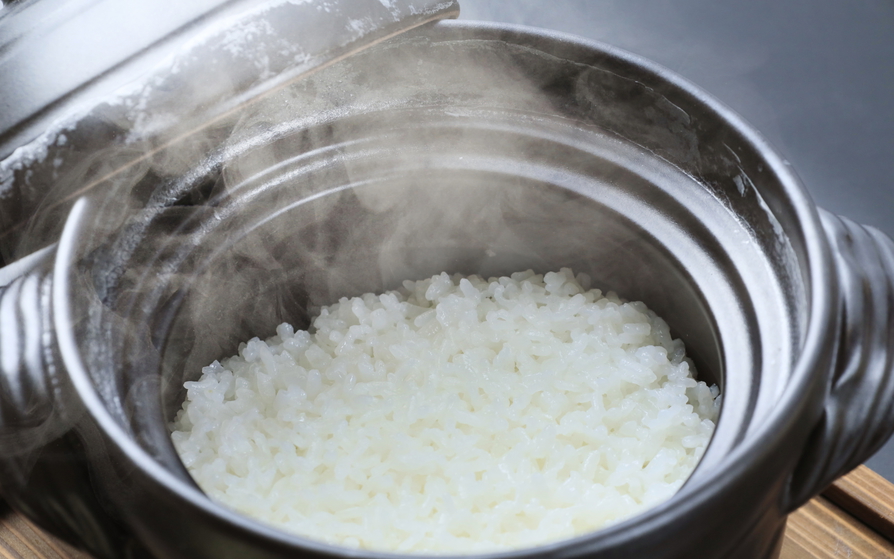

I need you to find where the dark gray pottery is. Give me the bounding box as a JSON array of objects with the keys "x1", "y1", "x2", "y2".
[{"x1": 2, "y1": 18, "x2": 894, "y2": 559}]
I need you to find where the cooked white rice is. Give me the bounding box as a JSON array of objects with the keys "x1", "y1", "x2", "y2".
[{"x1": 171, "y1": 269, "x2": 720, "y2": 553}]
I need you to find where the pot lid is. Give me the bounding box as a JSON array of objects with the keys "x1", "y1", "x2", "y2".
[{"x1": 0, "y1": 0, "x2": 460, "y2": 160}]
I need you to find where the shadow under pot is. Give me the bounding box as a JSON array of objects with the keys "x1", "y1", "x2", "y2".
[{"x1": 2, "y1": 20, "x2": 894, "y2": 559}]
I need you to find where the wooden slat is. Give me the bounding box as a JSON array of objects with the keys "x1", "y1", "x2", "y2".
[
  {"x1": 781, "y1": 495, "x2": 894, "y2": 559},
  {"x1": 0, "y1": 502, "x2": 90, "y2": 559},
  {"x1": 824, "y1": 464, "x2": 894, "y2": 543}
]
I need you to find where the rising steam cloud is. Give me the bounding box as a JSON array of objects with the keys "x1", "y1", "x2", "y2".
[{"x1": 0, "y1": 14, "x2": 754, "y2": 496}]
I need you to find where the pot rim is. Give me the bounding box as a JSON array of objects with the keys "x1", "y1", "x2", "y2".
[{"x1": 52, "y1": 18, "x2": 837, "y2": 557}]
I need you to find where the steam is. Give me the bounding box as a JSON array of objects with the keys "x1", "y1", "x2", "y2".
[
  {"x1": 52, "y1": 30, "x2": 573, "y2": 453},
  {"x1": 125, "y1": 28, "x2": 717, "y2": 430},
  {"x1": 5, "y1": 20, "x2": 711, "y2": 457}
]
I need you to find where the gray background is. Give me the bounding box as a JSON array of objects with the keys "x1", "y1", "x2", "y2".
[{"x1": 457, "y1": 1, "x2": 894, "y2": 479}]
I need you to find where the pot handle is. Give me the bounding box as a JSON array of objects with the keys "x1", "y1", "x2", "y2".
[
  {"x1": 0, "y1": 244, "x2": 63, "y2": 457},
  {"x1": 785, "y1": 209, "x2": 894, "y2": 511},
  {"x1": 0, "y1": 212, "x2": 146, "y2": 558}
]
